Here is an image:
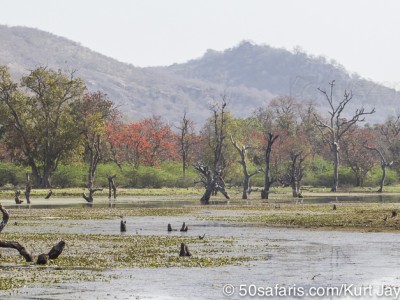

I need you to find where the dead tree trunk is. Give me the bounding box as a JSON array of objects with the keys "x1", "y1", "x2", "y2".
[
  {"x1": 83, "y1": 135, "x2": 102, "y2": 203},
  {"x1": 14, "y1": 190, "x2": 23, "y2": 204},
  {"x1": 120, "y1": 220, "x2": 127, "y2": 232},
  {"x1": 280, "y1": 152, "x2": 305, "y2": 198},
  {"x1": 315, "y1": 81, "x2": 375, "y2": 193},
  {"x1": 37, "y1": 240, "x2": 65, "y2": 264},
  {"x1": 107, "y1": 175, "x2": 117, "y2": 200},
  {"x1": 363, "y1": 144, "x2": 393, "y2": 193},
  {"x1": 48, "y1": 241, "x2": 66, "y2": 259},
  {"x1": 194, "y1": 164, "x2": 230, "y2": 204},
  {"x1": 0, "y1": 204, "x2": 65, "y2": 264},
  {"x1": 331, "y1": 142, "x2": 340, "y2": 192},
  {"x1": 45, "y1": 190, "x2": 53, "y2": 199},
  {"x1": 25, "y1": 172, "x2": 31, "y2": 204},
  {"x1": 0, "y1": 204, "x2": 9, "y2": 233},
  {"x1": 261, "y1": 133, "x2": 278, "y2": 199},
  {"x1": 230, "y1": 135, "x2": 261, "y2": 199},
  {"x1": 82, "y1": 188, "x2": 103, "y2": 202},
  {"x1": 179, "y1": 243, "x2": 192, "y2": 256},
  {"x1": 0, "y1": 241, "x2": 33, "y2": 262}
]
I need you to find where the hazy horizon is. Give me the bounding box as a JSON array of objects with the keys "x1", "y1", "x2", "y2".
[{"x1": 1, "y1": 0, "x2": 400, "y2": 89}]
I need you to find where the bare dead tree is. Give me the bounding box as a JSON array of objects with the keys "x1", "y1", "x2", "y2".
[
  {"x1": 261, "y1": 133, "x2": 279, "y2": 199},
  {"x1": 230, "y1": 135, "x2": 261, "y2": 199},
  {"x1": 82, "y1": 134, "x2": 103, "y2": 203},
  {"x1": 195, "y1": 96, "x2": 230, "y2": 204},
  {"x1": 363, "y1": 143, "x2": 393, "y2": 193},
  {"x1": 194, "y1": 163, "x2": 230, "y2": 204},
  {"x1": 278, "y1": 151, "x2": 307, "y2": 197},
  {"x1": 210, "y1": 97, "x2": 228, "y2": 173},
  {"x1": 176, "y1": 111, "x2": 195, "y2": 178},
  {"x1": 314, "y1": 81, "x2": 375, "y2": 192}
]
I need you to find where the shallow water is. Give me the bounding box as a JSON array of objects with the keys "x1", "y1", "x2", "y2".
[
  {"x1": 8, "y1": 225, "x2": 400, "y2": 299},
  {"x1": 2, "y1": 193, "x2": 400, "y2": 210},
  {"x1": 2, "y1": 196, "x2": 400, "y2": 299}
]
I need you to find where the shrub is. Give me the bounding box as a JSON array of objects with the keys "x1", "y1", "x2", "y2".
[
  {"x1": 51, "y1": 164, "x2": 86, "y2": 188},
  {"x1": 0, "y1": 162, "x2": 26, "y2": 187}
]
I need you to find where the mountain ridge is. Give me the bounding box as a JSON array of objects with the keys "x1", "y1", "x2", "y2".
[{"x1": 0, "y1": 25, "x2": 397, "y2": 127}]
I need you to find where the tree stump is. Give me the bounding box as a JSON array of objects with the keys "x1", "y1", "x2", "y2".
[
  {"x1": 14, "y1": 190, "x2": 23, "y2": 204},
  {"x1": 48, "y1": 241, "x2": 66, "y2": 259},
  {"x1": 179, "y1": 243, "x2": 191, "y2": 257},
  {"x1": 36, "y1": 253, "x2": 49, "y2": 265},
  {"x1": 120, "y1": 220, "x2": 127, "y2": 232},
  {"x1": 180, "y1": 222, "x2": 188, "y2": 232}
]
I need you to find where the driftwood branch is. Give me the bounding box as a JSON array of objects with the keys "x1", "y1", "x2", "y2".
[
  {"x1": 82, "y1": 188, "x2": 103, "y2": 202},
  {"x1": 45, "y1": 190, "x2": 53, "y2": 199},
  {"x1": 0, "y1": 241, "x2": 33, "y2": 262},
  {"x1": 0, "y1": 204, "x2": 65, "y2": 264}
]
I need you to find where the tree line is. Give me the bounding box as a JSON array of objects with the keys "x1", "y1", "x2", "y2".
[{"x1": 0, "y1": 66, "x2": 398, "y2": 203}]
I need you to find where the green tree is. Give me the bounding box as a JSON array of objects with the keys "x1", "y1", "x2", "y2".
[{"x1": 0, "y1": 66, "x2": 86, "y2": 187}]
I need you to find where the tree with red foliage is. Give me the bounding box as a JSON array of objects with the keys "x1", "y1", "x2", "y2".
[{"x1": 106, "y1": 116, "x2": 177, "y2": 169}]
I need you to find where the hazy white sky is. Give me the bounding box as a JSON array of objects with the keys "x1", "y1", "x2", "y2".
[{"x1": 1, "y1": 0, "x2": 400, "y2": 87}]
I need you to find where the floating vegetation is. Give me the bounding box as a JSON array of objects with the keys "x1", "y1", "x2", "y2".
[
  {"x1": 200, "y1": 203, "x2": 400, "y2": 231},
  {"x1": 0, "y1": 231, "x2": 259, "y2": 291},
  {"x1": 8, "y1": 206, "x2": 197, "y2": 220}
]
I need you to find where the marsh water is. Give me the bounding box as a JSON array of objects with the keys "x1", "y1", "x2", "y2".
[{"x1": 2, "y1": 195, "x2": 400, "y2": 299}]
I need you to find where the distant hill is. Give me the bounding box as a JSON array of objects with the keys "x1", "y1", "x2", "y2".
[
  {"x1": 165, "y1": 41, "x2": 399, "y2": 123},
  {"x1": 0, "y1": 25, "x2": 398, "y2": 128}
]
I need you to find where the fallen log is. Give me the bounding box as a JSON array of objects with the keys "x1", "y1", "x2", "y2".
[
  {"x1": 0, "y1": 240, "x2": 33, "y2": 262},
  {"x1": 0, "y1": 203, "x2": 66, "y2": 264}
]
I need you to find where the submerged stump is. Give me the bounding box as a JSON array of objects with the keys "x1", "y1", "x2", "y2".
[{"x1": 179, "y1": 243, "x2": 192, "y2": 257}]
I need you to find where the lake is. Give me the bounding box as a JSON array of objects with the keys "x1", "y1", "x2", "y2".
[{"x1": 1, "y1": 195, "x2": 400, "y2": 299}]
